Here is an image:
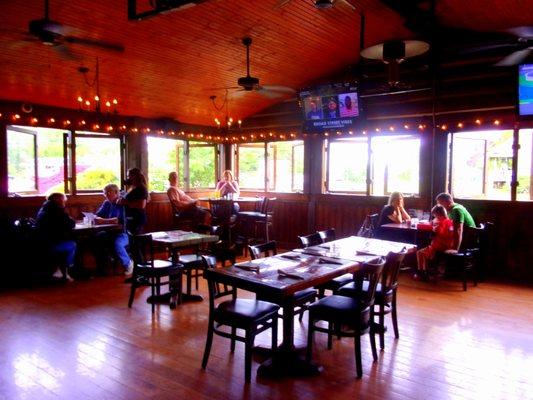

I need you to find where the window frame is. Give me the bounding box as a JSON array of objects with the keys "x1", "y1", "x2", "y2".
[
  {"x1": 6, "y1": 126, "x2": 39, "y2": 195},
  {"x1": 187, "y1": 141, "x2": 219, "y2": 190},
  {"x1": 325, "y1": 137, "x2": 369, "y2": 195}
]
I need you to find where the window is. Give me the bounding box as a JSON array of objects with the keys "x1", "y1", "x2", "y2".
[
  {"x1": 236, "y1": 141, "x2": 304, "y2": 192},
  {"x1": 325, "y1": 135, "x2": 420, "y2": 195},
  {"x1": 75, "y1": 133, "x2": 123, "y2": 192},
  {"x1": 237, "y1": 144, "x2": 265, "y2": 190},
  {"x1": 189, "y1": 142, "x2": 217, "y2": 189},
  {"x1": 448, "y1": 130, "x2": 513, "y2": 200},
  {"x1": 326, "y1": 138, "x2": 368, "y2": 193},
  {"x1": 371, "y1": 135, "x2": 420, "y2": 196},
  {"x1": 147, "y1": 136, "x2": 185, "y2": 191},
  {"x1": 517, "y1": 129, "x2": 532, "y2": 201},
  {"x1": 267, "y1": 141, "x2": 304, "y2": 192},
  {"x1": 7, "y1": 126, "x2": 67, "y2": 195}
]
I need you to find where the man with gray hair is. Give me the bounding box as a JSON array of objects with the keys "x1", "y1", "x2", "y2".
[{"x1": 94, "y1": 183, "x2": 133, "y2": 275}]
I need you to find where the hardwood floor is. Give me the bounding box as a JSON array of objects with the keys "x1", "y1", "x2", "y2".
[{"x1": 0, "y1": 273, "x2": 531, "y2": 400}]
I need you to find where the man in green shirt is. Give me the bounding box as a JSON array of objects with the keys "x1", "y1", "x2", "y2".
[{"x1": 436, "y1": 193, "x2": 476, "y2": 251}]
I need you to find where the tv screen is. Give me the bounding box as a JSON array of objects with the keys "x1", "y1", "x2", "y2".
[
  {"x1": 299, "y1": 83, "x2": 360, "y2": 131},
  {"x1": 518, "y1": 64, "x2": 533, "y2": 116}
]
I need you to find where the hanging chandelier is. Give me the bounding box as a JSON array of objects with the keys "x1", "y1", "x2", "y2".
[
  {"x1": 209, "y1": 91, "x2": 241, "y2": 130},
  {"x1": 76, "y1": 57, "x2": 118, "y2": 114}
]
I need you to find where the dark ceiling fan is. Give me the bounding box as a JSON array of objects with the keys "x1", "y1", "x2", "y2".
[
  {"x1": 210, "y1": 37, "x2": 295, "y2": 99},
  {"x1": 11, "y1": 0, "x2": 124, "y2": 59}
]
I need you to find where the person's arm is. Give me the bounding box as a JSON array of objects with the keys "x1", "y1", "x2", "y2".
[
  {"x1": 399, "y1": 206, "x2": 411, "y2": 221},
  {"x1": 95, "y1": 216, "x2": 119, "y2": 225},
  {"x1": 227, "y1": 180, "x2": 239, "y2": 195},
  {"x1": 167, "y1": 187, "x2": 195, "y2": 210},
  {"x1": 387, "y1": 207, "x2": 403, "y2": 223}
]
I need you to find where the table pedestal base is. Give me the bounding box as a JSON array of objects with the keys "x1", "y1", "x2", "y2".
[{"x1": 257, "y1": 350, "x2": 323, "y2": 378}]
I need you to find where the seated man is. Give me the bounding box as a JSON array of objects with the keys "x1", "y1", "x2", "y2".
[
  {"x1": 166, "y1": 171, "x2": 210, "y2": 227},
  {"x1": 35, "y1": 192, "x2": 76, "y2": 281},
  {"x1": 435, "y1": 192, "x2": 476, "y2": 251},
  {"x1": 94, "y1": 184, "x2": 133, "y2": 275}
]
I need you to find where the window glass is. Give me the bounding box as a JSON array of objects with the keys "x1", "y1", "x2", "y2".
[
  {"x1": 7, "y1": 126, "x2": 66, "y2": 195},
  {"x1": 267, "y1": 141, "x2": 304, "y2": 192},
  {"x1": 450, "y1": 130, "x2": 513, "y2": 200},
  {"x1": 75, "y1": 134, "x2": 122, "y2": 191},
  {"x1": 189, "y1": 143, "x2": 216, "y2": 189},
  {"x1": 147, "y1": 136, "x2": 185, "y2": 191},
  {"x1": 517, "y1": 129, "x2": 532, "y2": 201},
  {"x1": 327, "y1": 138, "x2": 368, "y2": 193},
  {"x1": 238, "y1": 144, "x2": 265, "y2": 189},
  {"x1": 371, "y1": 135, "x2": 420, "y2": 195}
]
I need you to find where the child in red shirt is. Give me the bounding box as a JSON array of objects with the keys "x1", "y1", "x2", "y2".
[{"x1": 415, "y1": 204, "x2": 454, "y2": 279}]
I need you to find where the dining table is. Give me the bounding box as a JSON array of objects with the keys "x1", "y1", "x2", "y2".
[
  {"x1": 379, "y1": 221, "x2": 433, "y2": 246},
  {"x1": 149, "y1": 229, "x2": 219, "y2": 304},
  {"x1": 205, "y1": 235, "x2": 417, "y2": 378}
]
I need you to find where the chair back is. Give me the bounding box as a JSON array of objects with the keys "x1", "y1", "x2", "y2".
[
  {"x1": 248, "y1": 241, "x2": 277, "y2": 260},
  {"x1": 352, "y1": 257, "x2": 386, "y2": 309},
  {"x1": 357, "y1": 213, "x2": 379, "y2": 238},
  {"x1": 210, "y1": 200, "x2": 234, "y2": 225},
  {"x1": 264, "y1": 197, "x2": 276, "y2": 214},
  {"x1": 253, "y1": 197, "x2": 266, "y2": 212},
  {"x1": 461, "y1": 226, "x2": 482, "y2": 252},
  {"x1": 381, "y1": 250, "x2": 407, "y2": 291},
  {"x1": 202, "y1": 255, "x2": 236, "y2": 312},
  {"x1": 128, "y1": 233, "x2": 155, "y2": 268},
  {"x1": 317, "y1": 228, "x2": 336, "y2": 243},
  {"x1": 298, "y1": 232, "x2": 323, "y2": 248}
]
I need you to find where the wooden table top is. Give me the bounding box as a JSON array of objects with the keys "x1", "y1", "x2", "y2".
[
  {"x1": 74, "y1": 222, "x2": 121, "y2": 232},
  {"x1": 149, "y1": 230, "x2": 218, "y2": 248},
  {"x1": 207, "y1": 251, "x2": 377, "y2": 297},
  {"x1": 381, "y1": 221, "x2": 431, "y2": 231},
  {"x1": 197, "y1": 196, "x2": 260, "y2": 203}
]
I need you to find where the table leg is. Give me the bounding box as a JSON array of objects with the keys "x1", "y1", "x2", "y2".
[{"x1": 257, "y1": 296, "x2": 322, "y2": 378}]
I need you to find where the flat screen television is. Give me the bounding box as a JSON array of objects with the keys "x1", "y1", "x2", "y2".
[
  {"x1": 518, "y1": 64, "x2": 533, "y2": 116},
  {"x1": 299, "y1": 82, "x2": 360, "y2": 131}
]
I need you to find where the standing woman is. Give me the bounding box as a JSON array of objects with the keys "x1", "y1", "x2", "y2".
[{"x1": 118, "y1": 168, "x2": 149, "y2": 235}]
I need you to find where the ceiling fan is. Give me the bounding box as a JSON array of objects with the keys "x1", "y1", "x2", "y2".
[
  {"x1": 8, "y1": 0, "x2": 124, "y2": 59},
  {"x1": 211, "y1": 37, "x2": 295, "y2": 99},
  {"x1": 276, "y1": 0, "x2": 356, "y2": 11},
  {"x1": 458, "y1": 26, "x2": 533, "y2": 67}
]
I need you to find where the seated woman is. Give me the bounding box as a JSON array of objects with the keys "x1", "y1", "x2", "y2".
[
  {"x1": 378, "y1": 191, "x2": 411, "y2": 226},
  {"x1": 415, "y1": 204, "x2": 454, "y2": 280},
  {"x1": 215, "y1": 170, "x2": 240, "y2": 213},
  {"x1": 35, "y1": 192, "x2": 76, "y2": 281},
  {"x1": 94, "y1": 183, "x2": 133, "y2": 276}
]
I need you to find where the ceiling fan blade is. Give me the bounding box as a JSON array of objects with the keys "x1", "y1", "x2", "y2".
[
  {"x1": 255, "y1": 89, "x2": 285, "y2": 99},
  {"x1": 506, "y1": 26, "x2": 533, "y2": 38},
  {"x1": 495, "y1": 49, "x2": 532, "y2": 66},
  {"x1": 63, "y1": 36, "x2": 124, "y2": 52},
  {"x1": 53, "y1": 44, "x2": 80, "y2": 61},
  {"x1": 455, "y1": 42, "x2": 519, "y2": 55},
  {"x1": 260, "y1": 84, "x2": 295, "y2": 93},
  {"x1": 336, "y1": 0, "x2": 356, "y2": 11}
]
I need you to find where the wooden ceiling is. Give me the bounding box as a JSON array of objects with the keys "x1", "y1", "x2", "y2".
[{"x1": 0, "y1": 0, "x2": 531, "y2": 127}]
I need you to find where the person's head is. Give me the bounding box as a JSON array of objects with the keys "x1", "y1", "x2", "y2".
[
  {"x1": 103, "y1": 183, "x2": 119, "y2": 203},
  {"x1": 126, "y1": 168, "x2": 147, "y2": 187},
  {"x1": 222, "y1": 170, "x2": 234, "y2": 182},
  {"x1": 328, "y1": 99, "x2": 337, "y2": 111},
  {"x1": 47, "y1": 192, "x2": 67, "y2": 208},
  {"x1": 435, "y1": 192, "x2": 454, "y2": 210},
  {"x1": 431, "y1": 204, "x2": 447, "y2": 219},
  {"x1": 344, "y1": 95, "x2": 352, "y2": 109},
  {"x1": 388, "y1": 191, "x2": 404, "y2": 208},
  {"x1": 168, "y1": 171, "x2": 178, "y2": 186}
]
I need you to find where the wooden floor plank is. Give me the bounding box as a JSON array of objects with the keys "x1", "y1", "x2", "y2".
[{"x1": 0, "y1": 272, "x2": 532, "y2": 400}]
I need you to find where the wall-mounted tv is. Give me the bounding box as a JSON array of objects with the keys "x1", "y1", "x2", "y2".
[
  {"x1": 518, "y1": 64, "x2": 533, "y2": 116},
  {"x1": 299, "y1": 83, "x2": 360, "y2": 131}
]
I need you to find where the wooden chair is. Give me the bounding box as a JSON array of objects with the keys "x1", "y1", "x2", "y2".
[
  {"x1": 248, "y1": 241, "x2": 316, "y2": 322},
  {"x1": 300, "y1": 231, "x2": 352, "y2": 298},
  {"x1": 297, "y1": 232, "x2": 323, "y2": 248},
  {"x1": 236, "y1": 197, "x2": 267, "y2": 256},
  {"x1": 127, "y1": 233, "x2": 182, "y2": 314},
  {"x1": 201, "y1": 256, "x2": 279, "y2": 383},
  {"x1": 209, "y1": 200, "x2": 237, "y2": 244},
  {"x1": 337, "y1": 250, "x2": 407, "y2": 350},
  {"x1": 254, "y1": 197, "x2": 276, "y2": 242},
  {"x1": 318, "y1": 228, "x2": 336, "y2": 243},
  {"x1": 306, "y1": 258, "x2": 386, "y2": 378}
]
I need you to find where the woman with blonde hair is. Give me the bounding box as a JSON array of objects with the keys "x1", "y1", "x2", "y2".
[
  {"x1": 216, "y1": 170, "x2": 240, "y2": 198},
  {"x1": 378, "y1": 191, "x2": 411, "y2": 226}
]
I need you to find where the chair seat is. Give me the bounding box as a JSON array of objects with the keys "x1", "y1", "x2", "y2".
[
  {"x1": 215, "y1": 299, "x2": 280, "y2": 327},
  {"x1": 237, "y1": 211, "x2": 266, "y2": 219},
  {"x1": 337, "y1": 281, "x2": 395, "y2": 304},
  {"x1": 136, "y1": 259, "x2": 180, "y2": 276},
  {"x1": 309, "y1": 295, "x2": 370, "y2": 326},
  {"x1": 316, "y1": 273, "x2": 353, "y2": 291}
]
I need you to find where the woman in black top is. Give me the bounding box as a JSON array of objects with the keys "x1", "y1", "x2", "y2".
[
  {"x1": 378, "y1": 191, "x2": 411, "y2": 227},
  {"x1": 118, "y1": 168, "x2": 149, "y2": 234}
]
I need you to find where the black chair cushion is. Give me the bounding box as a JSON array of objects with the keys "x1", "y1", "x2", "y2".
[
  {"x1": 293, "y1": 287, "x2": 317, "y2": 302},
  {"x1": 215, "y1": 299, "x2": 280, "y2": 327},
  {"x1": 309, "y1": 295, "x2": 371, "y2": 326},
  {"x1": 136, "y1": 260, "x2": 180, "y2": 277},
  {"x1": 238, "y1": 211, "x2": 266, "y2": 219}
]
